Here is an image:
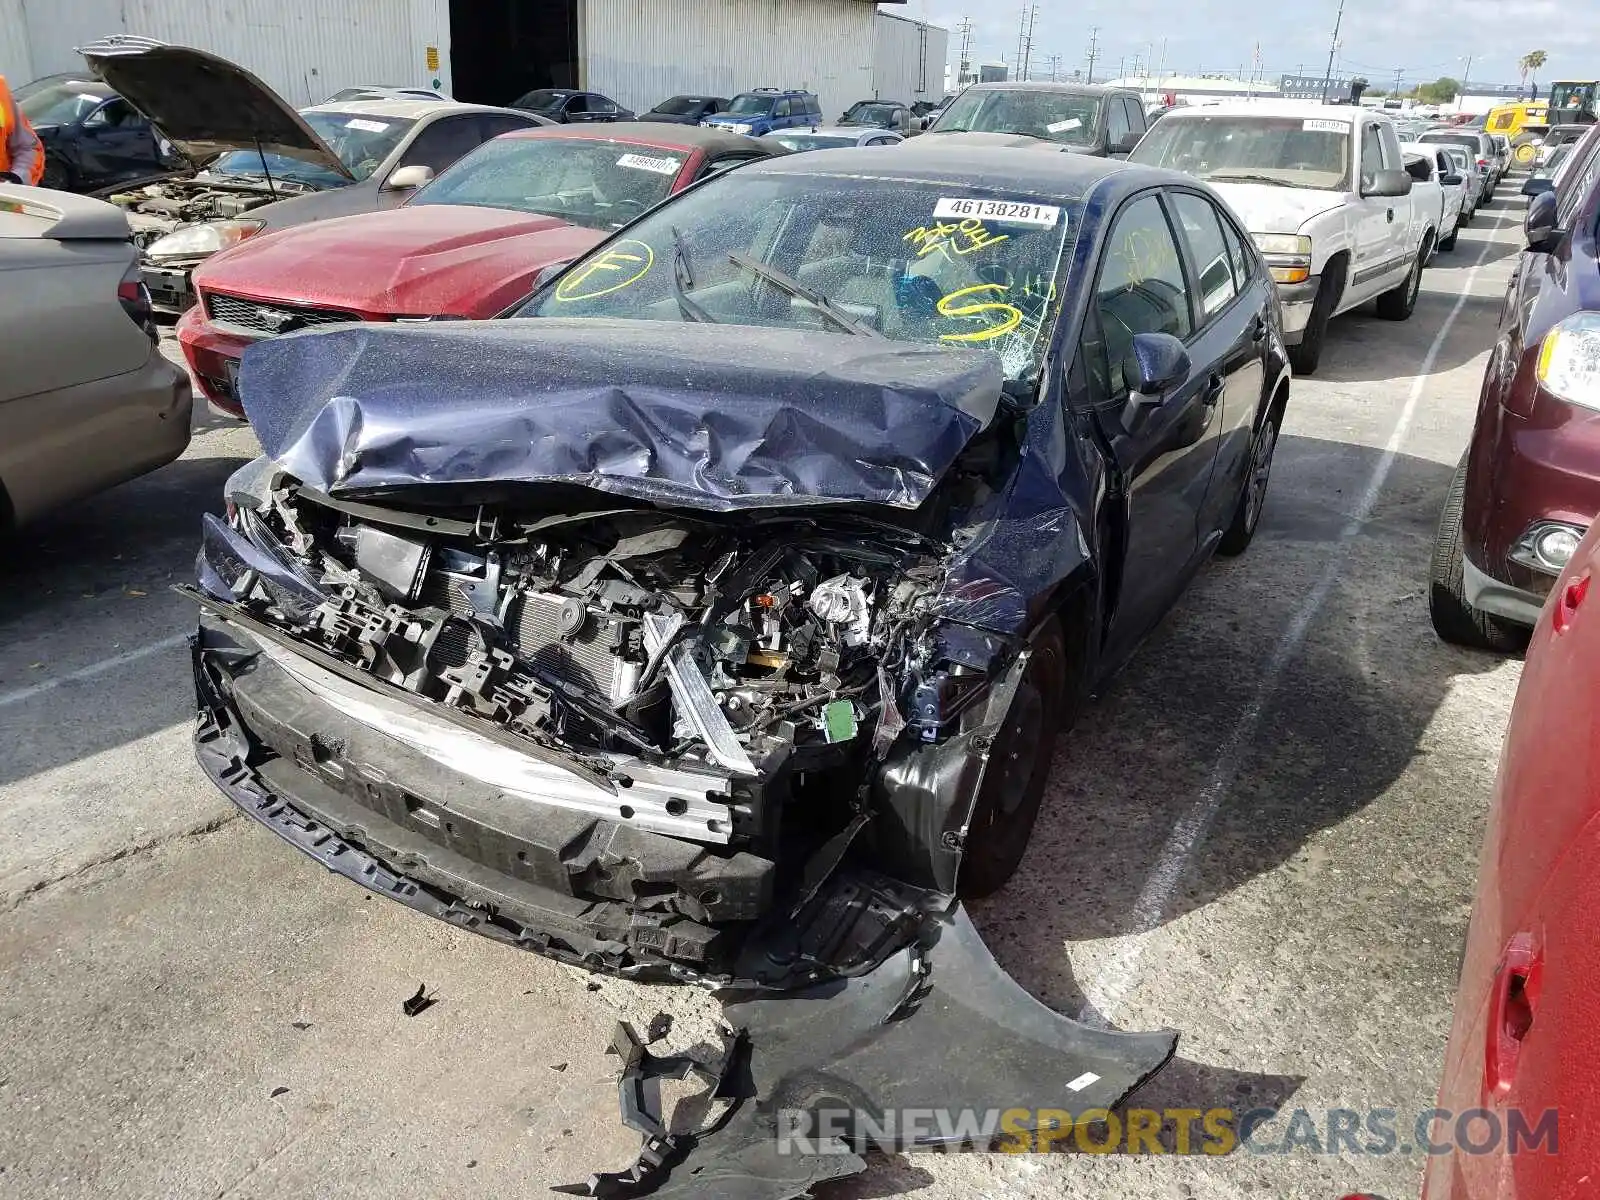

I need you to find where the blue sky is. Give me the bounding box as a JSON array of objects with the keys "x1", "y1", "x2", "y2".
[{"x1": 889, "y1": 0, "x2": 1599, "y2": 93}]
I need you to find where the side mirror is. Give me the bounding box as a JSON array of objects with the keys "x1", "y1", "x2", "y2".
[
  {"x1": 1442, "y1": 173, "x2": 1464, "y2": 186},
  {"x1": 1521, "y1": 175, "x2": 1555, "y2": 197},
  {"x1": 1111, "y1": 132, "x2": 1142, "y2": 155},
  {"x1": 384, "y1": 164, "x2": 434, "y2": 191},
  {"x1": 532, "y1": 261, "x2": 570, "y2": 292},
  {"x1": 1362, "y1": 169, "x2": 1413, "y2": 198},
  {"x1": 1121, "y1": 332, "x2": 1190, "y2": 429},
  {"x1": 1525, "y1": 189, "x2": 1562, "y2": 253}
]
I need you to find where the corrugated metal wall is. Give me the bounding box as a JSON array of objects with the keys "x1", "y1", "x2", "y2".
[
  {"x1": 583, "y1": 0, "x2": 877, "y2": 122},
  {"x1": 871, "y1": 12, "x2": 947, "y2": 102},
  {"x1": 0, "y1": 0, "x2": 34, "y2": 83},
  {"x1": 13, "y1": 0, "x2": 451, "y2": 106}
]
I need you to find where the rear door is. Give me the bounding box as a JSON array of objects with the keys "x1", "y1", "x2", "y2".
[{"x1": 1080, "y1": 190, "x2": 1220, "y2": 655}]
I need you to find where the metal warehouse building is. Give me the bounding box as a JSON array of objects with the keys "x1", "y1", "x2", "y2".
[{"x1": 2, "y1": 0, "x2": 945, "y2": 125}]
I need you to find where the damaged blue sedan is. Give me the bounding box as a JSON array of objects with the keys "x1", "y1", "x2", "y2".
[{"x1": 184, "y1": 144, "x2": 1289, "y2": 1197}]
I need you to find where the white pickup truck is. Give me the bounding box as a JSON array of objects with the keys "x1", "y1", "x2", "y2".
[{"x1": 1130, "y1": 102, "x2": 1438, "y2": 374}]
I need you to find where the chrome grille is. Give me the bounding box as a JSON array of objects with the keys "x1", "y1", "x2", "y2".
[{"x1": 204, "y1": 291, "x2": 360, "y2": 336}]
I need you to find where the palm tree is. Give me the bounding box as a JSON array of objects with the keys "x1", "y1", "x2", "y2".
[{"x1": 1519, "y1": 50, "x2": 1548, "y2": 98}]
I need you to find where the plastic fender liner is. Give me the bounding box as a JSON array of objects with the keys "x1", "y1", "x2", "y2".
[{"x1": 566, "y1": 904, "x2": 1177, "y2": 1198}]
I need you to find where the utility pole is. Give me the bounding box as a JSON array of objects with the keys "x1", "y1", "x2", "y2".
[
  {"x1": 1014, "y1": 5, "x2": 1030, "y2": 82},
  {"x1": 1084, "y1": 26, "x2": 1100, "y2": 85},
  {"x1": 1045, "y1": 53, "x2": 1062, "y2": 83},
  {"x1": 1459, "y1": 53, "x2": 1473, "y2": 109},
  {"x1": 1319, "y1": 0, "x2": 1345, "y2": 101},
  {"x1": 1393, "y1": 66, "x2": 1404, "y2": 97},
  {"x1": 956, "y1": 16, "x2": 974, "y2": 87}
]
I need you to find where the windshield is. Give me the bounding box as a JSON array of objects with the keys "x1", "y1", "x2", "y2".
[
  {"x1": 411, "y1": 137, "x2": 686, "y2": 229},
  {"x1": 770, "y1": 132, "x2": 861, "y2": 151},
  {"x1": 1131, "y1": 114, "x2": 1351, "y2": 190},
  {"x1": 1551, "y1": 82, "x2": 1596, "y2": 113},
  {"x1": 19, "y1": 84, "x2": 105, "y2": 126},
  {"x1": 652, "y1": 97, "x2": 706, "y2": 116},
  {"x1": 1420, "y1": 132, "x2": 1482, "y2": 156},
  {"x1": 930, "y1": 88, "x2": 1100, "y2": 146},
  {"x1": 725, "y1": 94, "x2": 777, "y2": 116},
  {"x1": 209, "y1": 110, "x2": 415, "y2": 187},
  {"x1": 516, "y1": 90, "x2": 571, "y2": 113},
  {"x1": 518, "y1": 172, "x2": 1078, "y2": 383},
  {"x1": 842, "y1": 103, "x2": 897, "y2": 126}
]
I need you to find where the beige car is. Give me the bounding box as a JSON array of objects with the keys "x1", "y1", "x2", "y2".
[{"x1": 0, "y1": 184, "x2": 191, "y2": 529}]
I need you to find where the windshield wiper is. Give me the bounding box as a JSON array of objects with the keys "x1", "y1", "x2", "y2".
[
  {"x1": 1206, "y1": 171, "x2": 1293, "y2": 187},
  {"x1": 669, "y1": 226, "x2": 718, "y2": 325},
  {"x1": 727, "y1": 251, "x2": 883, "y2": 338}
]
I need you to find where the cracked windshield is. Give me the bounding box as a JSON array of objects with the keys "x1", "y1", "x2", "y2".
[
  {"x1": 1130, "y1": 113, "x2": 1353, "y2": 190},
  {"x1": 520, "y1": 172, "x2": 1078, "y2": 382}
]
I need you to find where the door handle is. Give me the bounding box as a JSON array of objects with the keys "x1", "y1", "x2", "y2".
[
  {"x1": 1249, "y1": 314, "x2": 1268, "y2": 343},
  {"x1": 1386, "y1": 208, "x2": 1395, "y2": 223},
  {"x1": 1485, "y1": 932, "x2": 1538, "y2": 1097},
  {"x1": 1201, "y1": 373, "x2": 1225, "y2": 411}
]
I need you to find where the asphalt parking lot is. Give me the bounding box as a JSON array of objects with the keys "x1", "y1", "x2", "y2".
[{"x1": 0, "y1": 197, "x2": 1527, "y2": 1199}]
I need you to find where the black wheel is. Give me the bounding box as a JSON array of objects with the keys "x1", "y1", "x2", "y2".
[
  {"x1": 1428, "y1": 454, "x2": 1530, "y2": 653},
  {"x1": 1218, "y1": 403, "x2": 1280, "y2": 556},
  {"x1": 1439, "y1": 221, "x2": 1459, "y2": 252},
  {"x1": 1288, "y1": 260, "x2": 1343, "y2": 376},
  {"x1": 959, "y1": 620, "x2": 1071, "y2": 898},
  {"x1": 39, "y1": 156, "x2": 69, "y2": 190},
  {"x1": 1376, "y1": 238, "x2": 1427, "y2": 321}
]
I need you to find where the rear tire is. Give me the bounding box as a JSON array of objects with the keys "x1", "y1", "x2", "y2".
[
  {"x1": 958, "y1": 620, "x2": 1071, "y2": 899},
  {"x1": 1288, "y1": 260, "x2": 1343, "y2": 376},
  {"x1": 1428, "y1": 454, "x2": 1530, "y2": 653},
  {"x1": 1376, "y1": 238, "x2": 1427, "y2": 321},
  {"x1": 1218, "y1": 401, "x2": 1281, "y2": 556}
]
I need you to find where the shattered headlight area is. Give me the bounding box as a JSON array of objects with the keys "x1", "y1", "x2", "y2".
[{"x1": 184, "y1": 471, "x2": 1176, "y2": 1198}]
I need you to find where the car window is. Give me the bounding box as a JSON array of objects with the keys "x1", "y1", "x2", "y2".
[
  {"x1": 702, "y1": 153, "x2": 761, "y2": 177},
  {"x1": 592, "y1": 96, "x2": 618, "y2": 114},
  {"x1": 1360, "y1": 124, "x2": 1385, "y2": 189},
  {"x1": 1557, "y1": 137, "x2": 1600, "y2": 224},
  {"x1": 1170, "y1": 192, "x2": 1237, "y2": 320},
  {"x1": 18, "y1": 84, "x2": 104, "y2": 126},
  {"x1": 210, "y1": 111, "x2": 417, "y2": 186},
  {"x1": 479, "y1": 113, "x2": 538, "y2": 139},
  {"x1": 774, "y1": 98, "x2": 792, "y2": 118},
  {"x1": 565, "y1": 95, "x2": 589, "y2": 115},
  {"x1": 85, "y1": 98, "x2": 141, "y2": 128},
  {"x1": 1107, "y1": 97, "x2": 1132, "y2": 146},
  {"x1": 1220, "y1": 208, "x2": 1255, "y2": 290},
  {"x1": 1096, "y1": 193, "x2": 1193, "y2": 393},
  {"x1": 1123, "y1": 97, "x2": 1146, "y2": 135},
  {"x1": 400, "y1": 115, "x2": 492, "y2": 173}
]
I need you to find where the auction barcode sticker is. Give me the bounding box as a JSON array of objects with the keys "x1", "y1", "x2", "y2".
[
  {"x1": 1303, "y1": 118, "x2": 1349, "y2": 133},
  {"x1": 345, "y1": 118, "x2": 391, "y2": 133},
  {"x1": 933, "y1": 197, "x2": 1062, "y2": 227},
  {"x1": 617, "y1": 153, "x2": 680, "y2": 175},
  {"x1": 1046, "y1": 117, "x2": 1082, "y2": 133}
]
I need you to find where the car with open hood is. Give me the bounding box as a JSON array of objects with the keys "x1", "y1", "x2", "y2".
[
  {"x1": 78, "y1": 36, "x2": 547, "y2": 312},
  {"x1": 177, "y1": 123, "x2": 781, "y2": 417},
  {"x1": 184, "y1": 144, "x2": 1290, "y2": 1196}
]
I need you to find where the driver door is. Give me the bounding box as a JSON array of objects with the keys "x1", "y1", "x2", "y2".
[
  {"x1": 1081, "y1": 191, "x2": 1222, "y2": 660},
  {"x1": 77, "y1": 99, "x2": 159, "y2": 186}
]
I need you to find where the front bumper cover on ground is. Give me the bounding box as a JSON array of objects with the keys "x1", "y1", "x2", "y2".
[{"x1": 191, "y1": 612, "x2": 1178, "y2": 1198}]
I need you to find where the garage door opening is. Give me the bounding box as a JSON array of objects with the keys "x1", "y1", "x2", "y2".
[{"x1": 449, "y1": 0, "x2": 579, "y2": 107}]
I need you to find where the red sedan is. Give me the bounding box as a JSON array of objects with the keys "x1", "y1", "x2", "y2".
[
  {"x1": 179, "y1": 124, "x2": 781, "y2": 417},
  {"x1": 1422, "y1": 518, "x2": 1600, "y2": 1198}
]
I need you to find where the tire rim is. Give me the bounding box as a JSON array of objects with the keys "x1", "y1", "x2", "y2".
[
  {"x1": 1245, "y1": 420, "x2": 1278, "y2": 530},
  {"x1": 1407, "y1": 253, "x2": 1423, "y2": 305}
]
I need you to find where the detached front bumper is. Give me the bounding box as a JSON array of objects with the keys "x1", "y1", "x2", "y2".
[
  {"x1": 1274, "y1": 275, "x2": 1321, "y2": 345},
  {"x1": 142, "y1": 261, "x2": 199, "y2": 314}
]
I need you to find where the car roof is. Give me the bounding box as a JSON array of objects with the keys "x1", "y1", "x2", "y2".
[
  {"x1": 503, "y1": 121, "x2": 774, "y2": 155},
  {"x1": 742, "y1": 141, "x2": 1165, "y2": 198},
  {"x1": 734, "y1": 88, "x2": 813, "y2": 97},
  {"x1": 957, "y1": 81, "x2": 1133, "y2": 97},
  {"x1": 303, "y1": 98, "x2": 522, "y2": 119}
]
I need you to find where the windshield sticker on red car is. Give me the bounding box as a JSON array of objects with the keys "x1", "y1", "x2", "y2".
[
  {"x1": 553, "y1": 240, "x2": 655, "y2": 301},
  {"x1": 1302, "y1": 119, "x2": 1349, "y2": 134},
  {"x1": 1046, "y1": 118, "x2": 1082, "y2": 134},
  {"x1": 345, "y1": 118, "x2": 391, "y2": 133},
  {"x1": 617, "y1": 153, "x2": 680, "y2": 175},
  {"x1": 904, "y1": 218, "x2": 1011, "y2": 260},
  {"x1": 932, "y1": 197, "x2": 1062, "y2": 227}
]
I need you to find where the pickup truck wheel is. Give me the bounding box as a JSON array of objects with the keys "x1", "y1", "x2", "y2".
[
  {"x1": 958, "y1": 619, "x2": 1070, "y2": 899},
  {"x1": 1288, "y1": 263, "x2": 1342, "y2": 376},
  {"x1": 1429, "y1": 455, "x2": 1529, "y2": 653},
  {"x1": 1375, "y1": 238, "x2": 1427, "y2": 321}
]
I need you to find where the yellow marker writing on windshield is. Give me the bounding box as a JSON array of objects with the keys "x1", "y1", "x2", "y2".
[
  {"x1": 937, "y1": 284, "x2": 1023, "y2": 342},
  {"x1": 904, "y1": 218, "x2": 1010, "y2": 260},
  {"x1": 554, "y1": 239, "x2": 655, "y2": 301}
]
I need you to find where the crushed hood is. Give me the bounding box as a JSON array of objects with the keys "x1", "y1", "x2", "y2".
[
  {"x1": 78, "y1": 35, "x2": 354, "y2": 179},
  {"x1": 1202, "y1": 182, "x2": 1345, "y2": 234},
  {"x1": 195, "y1": 207, "x2": 607, "y2": 317},
  {"x1": 240, "y1": 319, "x2": 1003, "y2": 511}
]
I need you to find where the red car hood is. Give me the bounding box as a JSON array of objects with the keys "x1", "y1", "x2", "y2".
[{"x1": 194, "y1": 205, "x2": 608, "y2": 318}]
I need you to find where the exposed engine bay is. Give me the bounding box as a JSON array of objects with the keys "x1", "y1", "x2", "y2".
[{"x1": 106, "y1": 174, "x2": 311, "y2": 248}]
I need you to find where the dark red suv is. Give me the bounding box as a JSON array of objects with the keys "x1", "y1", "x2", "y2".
[{"x1": 1430, "y1": 124, "x2": 1600, "y2": 650}]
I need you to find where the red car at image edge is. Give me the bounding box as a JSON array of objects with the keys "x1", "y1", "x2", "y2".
[{"x1": 178, "y1": 123, "x2": 781, "y2": 417}]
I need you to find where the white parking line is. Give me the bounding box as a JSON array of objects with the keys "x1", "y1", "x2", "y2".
[
  {"x1": 0, "y1": 632, "x2": 190, "y2": 710},
  {"x1": 1079, "y1": 208, "x2": 1514, "y2": 1028}
]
